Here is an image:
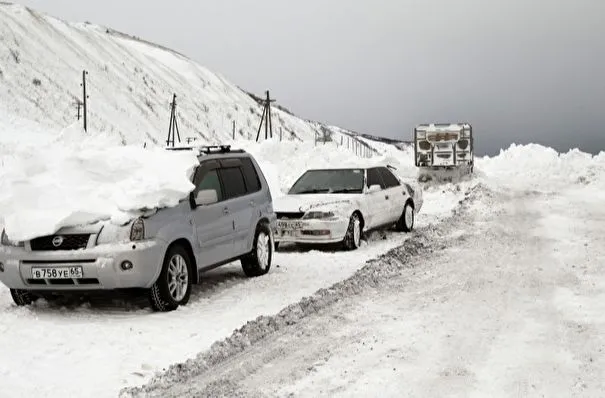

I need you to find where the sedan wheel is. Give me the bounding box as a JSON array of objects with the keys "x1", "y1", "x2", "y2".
[
  {"x1": 343, "y1": 213, "x2": 362, "y2": 250},
  {"x1": 396, "y1": 202, "x2": 415, "y2": 232}
]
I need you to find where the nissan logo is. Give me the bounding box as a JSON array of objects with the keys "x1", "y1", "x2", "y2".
[{"x1": 52, "y1": 236, "x2": 64, "y2": 247}]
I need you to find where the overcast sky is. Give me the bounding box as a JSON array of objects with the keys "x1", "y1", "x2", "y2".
[{"x1": 16, "y1": 0, "x2": 605, "y2": 155}]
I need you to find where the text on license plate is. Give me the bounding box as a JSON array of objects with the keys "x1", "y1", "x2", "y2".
[
  {"x1": 31, "y1": 266, "x2": 84, "y2": 279},
  {"x1": 277, "y1": 220, "x2": 303, "y2": 229}
]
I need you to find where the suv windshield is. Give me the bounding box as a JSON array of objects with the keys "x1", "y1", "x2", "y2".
[{"x1": 288, "y1": 169, "x2": 365, "y2": 194}]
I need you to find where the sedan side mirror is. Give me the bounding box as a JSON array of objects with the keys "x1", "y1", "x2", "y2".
[
  {"x1": 195, "y1": 189, "x2": 218, "y2": 206},
  {"x1": 367, "y1": 184, "x2": 381, "y2": 193}
]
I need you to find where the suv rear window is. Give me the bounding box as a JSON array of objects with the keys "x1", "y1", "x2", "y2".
[
  {"x1": 241, "y1": 157, "x2": 261, "y2": 193},
  {"x1": 219, "y1": 167, "x2": 247, "y2": 199}
]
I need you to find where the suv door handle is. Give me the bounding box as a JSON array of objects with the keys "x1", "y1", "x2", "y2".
[{"x1": 223, "y1": 207, "x2": 230, "y2": 214}]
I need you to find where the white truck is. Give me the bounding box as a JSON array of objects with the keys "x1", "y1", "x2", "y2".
[{"x1": 413, "y1": 123, "x2": 474, "y2": 182}]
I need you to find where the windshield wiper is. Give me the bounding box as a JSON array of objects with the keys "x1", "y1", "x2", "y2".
[
  {"x1": 331, "y1": 188, "x2": 362, "y2": 193},
  {"x1": 294, "y1": 188, "x2": 330, "y2": 194}
]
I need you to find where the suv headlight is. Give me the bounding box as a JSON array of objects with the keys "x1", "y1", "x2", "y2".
[
  {"x1": 130, "y1": 218, "x2": 145, "y2": 241},
  {"x1": 1, "y1": 229, "x2": 24, "y2": 247},
  {"x1": 302, "y1": 211, "x2": 336, "y2": 220}
]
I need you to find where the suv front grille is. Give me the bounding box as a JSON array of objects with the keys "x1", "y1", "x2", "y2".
[
  {"x1": 30, "y1": 234, "x2": 91, "y2": 251},
  {"x1": 276, "y1": 212, "x2": 305, "y2": 220}
]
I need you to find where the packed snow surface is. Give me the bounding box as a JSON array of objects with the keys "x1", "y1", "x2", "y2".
[{"x1": 121, "y1": 179, "x2": 605, "y2": 398}]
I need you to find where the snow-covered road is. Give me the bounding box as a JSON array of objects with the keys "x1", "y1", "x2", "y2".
[
  {"x1": 127, "y1": 184, "x2": 605, "y2": 397},
  {"x1": 0, "y1": 185, "x2": 463, "y2": 398}
]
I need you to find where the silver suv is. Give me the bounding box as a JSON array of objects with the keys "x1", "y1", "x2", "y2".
[{"x1": 0, "y1": 145, "x2": 276, "y2": 312}]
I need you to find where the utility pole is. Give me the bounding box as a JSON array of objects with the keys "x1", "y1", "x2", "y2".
[
  {"x1": 166, "y1": 93, "x2": 181, "y2": 147},
  {"x1": 255, "y1": 90, "x2": 276, "y2": 142},
  {"x1": 80, "y1": 70, "x2": 89, "y2": 131},
  {"x1": 232, "y1": 120, "x2": 236, "y2": 140},
  {"x1": 74, "y1": 100, "x2": 82, "y2": 121}
]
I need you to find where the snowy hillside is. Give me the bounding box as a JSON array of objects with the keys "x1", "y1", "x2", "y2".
[{"x1": 0, "y1": 3, "x2": 374, "y2": 148}]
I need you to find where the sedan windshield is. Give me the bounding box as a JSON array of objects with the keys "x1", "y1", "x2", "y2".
[{"x1": 288, "y1": 169, "x2": 365, "y2": 194}]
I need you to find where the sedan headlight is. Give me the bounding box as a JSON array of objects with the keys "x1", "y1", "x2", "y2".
[
  {"x1": 302, "y1": 211, "x2": 336, "y2": 220},
  {"x1": 1, "y1": 229, "x2": 24, "y2": 247},
  {"x1": 130, "y1": 218, "x2": 145, "y2": 241}
]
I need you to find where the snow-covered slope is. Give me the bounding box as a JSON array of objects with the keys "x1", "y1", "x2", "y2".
[{"x1": 0, "y1": 3, "x2": 370, "y2": 147}]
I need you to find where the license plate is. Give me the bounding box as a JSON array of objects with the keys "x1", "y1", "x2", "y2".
[
  {"x1": 276, "y1": 220, "x2": 303, "y2": 229},
  {"x1": 31, "y1": 266, "x2": 83, "y2": 279}
]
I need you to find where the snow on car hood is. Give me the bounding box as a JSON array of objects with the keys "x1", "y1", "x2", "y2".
[
  {"x1": 274, "y1": 193, "x2": 359, "y2": 214},
  {"x1": 0, "y1": 123, "x2": 199, "y2": 242}
]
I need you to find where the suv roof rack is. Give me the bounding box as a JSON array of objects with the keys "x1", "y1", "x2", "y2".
[
  {"x1": 164, "y1": 144, "x2": 245, "y2": 154},
  {"x1": 199, "y1": 145, "x2": 236, "y2": 154}
]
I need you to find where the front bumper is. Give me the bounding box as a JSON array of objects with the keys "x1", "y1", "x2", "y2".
[
  {"x1": 0, "y1": 240, "x2": 167, "y2": 291},
  {"x1": 273, "y1": 218, "x2": 349, "y2": 244}
]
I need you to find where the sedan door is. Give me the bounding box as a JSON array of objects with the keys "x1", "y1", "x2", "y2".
[
  {"x1": 377, "y1": 167, "x2": 406, "y2": 222},
  {"x1": 364, "y1": 167, "x2": 390, "y2": 228}
]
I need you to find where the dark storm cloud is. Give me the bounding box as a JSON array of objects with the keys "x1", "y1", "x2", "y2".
[{"x1": 15, "y1": 0, "x2": 605, "y2": 155}]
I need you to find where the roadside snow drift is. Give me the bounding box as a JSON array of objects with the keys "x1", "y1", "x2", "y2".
[
  {"x1": 0, "y1": 123, "x2": 416, "y2": 242},
  {"x1": 477, "y1": 143, "x2": 605, "y2": 189},
  {"x1": 0, "y1": 124, "x2": 199, "y2": 241}
]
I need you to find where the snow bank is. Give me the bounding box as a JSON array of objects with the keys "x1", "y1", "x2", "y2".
[
  {"x1": 477, "y1": 143, "x2": 605, "y2": 189},
  {"x1": 0, "y1": 124, "x2": 199, "y2": 241},
  {"x1": 228, "y1": 139, "x2": 417, "y2": 198},
  {"x1": 0, "y1": 129, "x2": 412, "y2": 242}
]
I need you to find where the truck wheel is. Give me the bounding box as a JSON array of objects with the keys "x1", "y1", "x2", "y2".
[
  {"x1": 10, "y1": 289, "x2": 36, "y2": 306},
  {"x1": 342, "y1": 213, "x2": 362, "y2": 250},
  {"x1": 241, "y1": 221, "x2": 273, "y2": 277},
  {"x1": 149, "y1": 244, "x2": 193, "y2": 312},
  {"x1": 396, "y1": 202, "x2": 414, "y2": 232}
]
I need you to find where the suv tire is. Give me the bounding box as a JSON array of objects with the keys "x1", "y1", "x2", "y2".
[
  {"x1": 149, "y1": 244, "x2": 193, "y2": 312},
  {"x1": 10, "y1": 289, "x2": 36, "y2": 306},
  {"x1": 241, "y1": 221, "x2": 273, "y2": 277}
]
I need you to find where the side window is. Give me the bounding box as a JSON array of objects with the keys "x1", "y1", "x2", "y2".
[
  {"x1": 219, "y1": 167, "x2": 247, "y2": 200},
  {"x1": 366, "y1": 168, "x2": 385, "y2": 189},
  {"x1": 378, "y1": 167, "x2": 401, "y2": 188},
  {"x1": 241, "y1": 157, "x2": 262, "y2": 193},
  {"x1": 196, "y1": 169, "x2": 223, "y2": 201}
]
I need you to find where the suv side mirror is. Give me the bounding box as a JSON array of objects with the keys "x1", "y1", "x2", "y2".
[
  {"x1": 195, "y1": 189, "x2": 218, "y2": 206},
  {"x1": 367, "y1": 184, "x2": 381, "y2": 193}
]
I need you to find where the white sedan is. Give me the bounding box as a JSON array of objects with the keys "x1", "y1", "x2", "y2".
[{"x1": 273, "y1": 165, "x2": 423, "y2": 250}]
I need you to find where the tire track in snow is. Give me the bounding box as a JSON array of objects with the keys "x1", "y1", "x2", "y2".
[{"x1": 120, "y1": 183, "x2": 493, "y2": 397}]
